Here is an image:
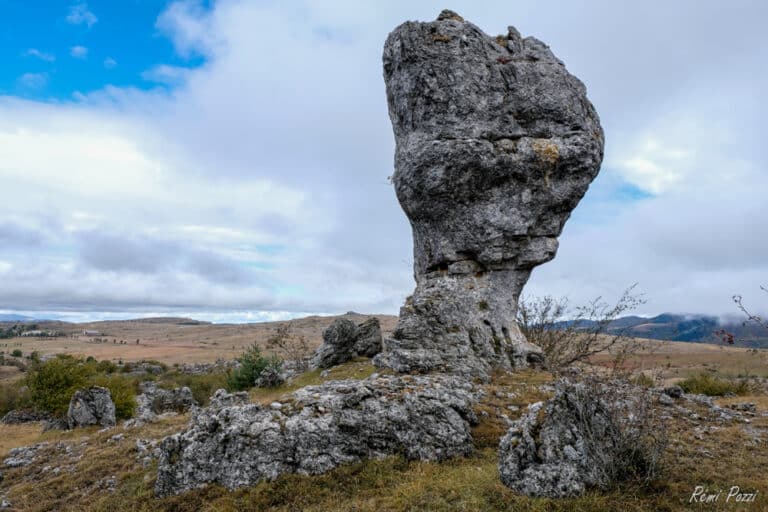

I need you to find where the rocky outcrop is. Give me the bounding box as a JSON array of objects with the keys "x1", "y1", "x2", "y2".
[
  {"x1": 353, "y1": 318, "x2": 383, "y2": 357},
  {"x1": 378, "y1": 11, "x2": 604, "y2": 378},
  {"x1": 67, "y1": 386, "x2": 116, "y2": 429},
  {"x1": 498, "y1": 379, "x2": 661, "y2": 497},
  {"x1": 1, "y1": 410, "x2": 50, "y2": 425},
  {"x1": 312, "y1": 318, "x2": 383, "y2": 369},
  {"x1": 155, "y1": 375, "x2": 477, "y2": 496},
  {"x1": 131, "y1": 382, "x2": 198, "y2": 425}
]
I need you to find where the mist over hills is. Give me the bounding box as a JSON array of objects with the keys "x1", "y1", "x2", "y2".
[{"x1": 558, "y1": 313, "x2": 768, "y2": 348}]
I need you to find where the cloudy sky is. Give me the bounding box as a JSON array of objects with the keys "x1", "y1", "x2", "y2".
[{"x1": 0, "y1": 0, "x2": 766, "y2": 323}]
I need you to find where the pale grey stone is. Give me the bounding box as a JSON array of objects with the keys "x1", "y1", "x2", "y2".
[
  {"x1": 155, "y1": 375, "x2": 477, "y2": 496},
  {"x1": 67, "y1": 387, "x2": 116, "y2": 429},
  {"x1": 377, "y1": 11, "x2": 604, "y2": 378}
]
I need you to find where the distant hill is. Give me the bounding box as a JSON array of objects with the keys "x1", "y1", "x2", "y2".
[
  {"x1": 0, "y1": 314, "x2": 35, "y2": 322},
  {"x1": 556, "y1": 313, "x2": 768, "y2": 348}
]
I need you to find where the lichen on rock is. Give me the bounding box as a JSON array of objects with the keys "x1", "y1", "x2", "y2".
[
  {"x1": 377, "y1": 11, "x2": 604, "y2": 378},
  {"x1": 154, "y1": 374, "x2": 478, "y2": 496}
]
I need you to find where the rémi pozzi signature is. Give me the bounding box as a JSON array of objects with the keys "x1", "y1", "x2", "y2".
[{"x1": 690, "y1": 486, "x2": 759, "y2": 504}]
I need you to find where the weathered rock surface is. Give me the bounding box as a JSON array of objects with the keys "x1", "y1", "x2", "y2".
[
  {"x1": 254, "y1": 363, "x2": 285, "y2": 388},
  {"x1": 312, "y1": 318, "x2": 383, "y2": 369},
  {"x1": 132, "y1": 382, "x2": 197, "y2": 425},
  {"x1": 1, "y1": 409, "x2": 50, "y2": 425},
  {"x1": 67, "y1": 386, "x2": 116, "y2": 429},
  {"x1": 3, "y1": 443, "x2": 48, "y2": 468},
  {"x1": 378, "y1": 11, "x2": 604, "y2": 377},
  {"x1": 498, "y1": 379, "x2": 657, "y2": 497},
  {"x1": 354, "y1": 317, "x2": 383, "y2": 357},
  {"x1": 155, "y1": 375, "x2": 477, "y2": 496}
]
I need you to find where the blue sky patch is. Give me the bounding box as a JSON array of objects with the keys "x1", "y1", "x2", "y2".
[{"x1": 0, "y1": 0, "x2": 206, "y2": 100}]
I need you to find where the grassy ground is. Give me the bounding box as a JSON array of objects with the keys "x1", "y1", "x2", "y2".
[
  {"x1": 0, "y1": 357, "x2": 766, "y2": 511},
  {"x1": 0, "y1": 314, "x2": 398, "y2": 367}
]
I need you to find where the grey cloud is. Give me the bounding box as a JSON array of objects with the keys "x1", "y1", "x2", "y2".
[
  {"x1": 0, "y1": 222, "x2": 46, "y2": 248},
  {"x1": 1, "y1": 1, "x2": 767, "y2": 319},
  {"x1": 76, "y1": 231, "x2": 258, "y2": 285}
]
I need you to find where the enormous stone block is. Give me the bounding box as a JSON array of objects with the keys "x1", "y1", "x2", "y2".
[{"x1": 378, "y1": 10, "x2": 604, "y2": 377}]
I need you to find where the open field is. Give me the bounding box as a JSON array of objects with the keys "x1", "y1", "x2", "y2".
[
  {"x1": 0, "y1": 361, "x2": 765, "y2": 511},
  {"x1": 0, "y1": 314, "x2": 397, "y2": 368},
  {"x1": 0, "y1": 315, "x2": 767, "y2": 510}
]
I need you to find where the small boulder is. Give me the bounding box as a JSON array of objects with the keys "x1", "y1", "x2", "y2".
[
  {"x1": 67, "y1": 386, "x2": 116, "y2": 429},
  {"x1": 499, "y1": 379, "x2": 663, "y2": 497},
  {"x1": 354, "y1": 318, "x2": 383, "y2": 358},
  {"x1": 312, "y1": 319, "x2": 358, "y2": 369},
  {"x1": 254, "y1": 363, "x2": 285, "y2": 388}
]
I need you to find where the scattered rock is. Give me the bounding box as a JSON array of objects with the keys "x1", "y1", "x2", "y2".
[
  {"x1": 312, "y1": 317, "x2": 384, "y2": 369},
  {"x1": 129, "y1": 382, "x2": 198, "y2": 427},
  {"x1": 312, "y1": 319, "x2": 358, "y2": 368},
  {"x1": 658, "y1": 394, "x2": 675, "y2": 406},
  {"x1": 730, "y1": 402, "x2": 757, "y2": 413},
  {"x1": 353, "y1": 318, "x2": 383, "y2": 357},
  {"x1": 499, "y1": 379, "x2": 661, "y2": 497},
  {"x1": 4, "y1": 443, "x2": 48, "y2": 467},
  {"x1": 155, "y1": 375, "x2": 478, "y2": 496},
  {"x1": 255, "y1": 364, "x2": 285, "y2": 388},
  {"x1": 378, "y1": 11, "x2": 603, "y2": 378},
  {"x1": 208, "y1": 389, "x2": 249, "y2": 409},
  {"x1": 0, "y1": 409, "x2": 49, "y2": 425},
  {"x1": 67, "y1": 386, "x2": 116, "y2": 429}
]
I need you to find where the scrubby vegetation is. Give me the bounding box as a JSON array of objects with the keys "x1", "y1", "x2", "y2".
[
  {"x1": 678, "y1": 372, "x2": 750, "y2": 396},
  {"x1": 226, "y1": 342, "x2": 282, "y2": 392},
  {"x1": 517, "y1": 285, "x2": 645, "y2": 371},
  {"x1": 157, "y1": 371, "x2": 227, "y2": 406},
  {"x1": 23, "y1": 355, "x2": 138, "y2": 419}
]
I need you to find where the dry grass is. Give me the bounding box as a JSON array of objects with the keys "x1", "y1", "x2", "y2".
[
  {"x1": 0, "y1": 314, "x2": 397, "y2": 367},
  {"x1": 1, "y1": 321, "x2": 767, "y2": 511}
]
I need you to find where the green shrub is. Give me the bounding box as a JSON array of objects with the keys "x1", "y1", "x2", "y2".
[
  {"x1": 25, "y1": 355, "x2": 94, "y2": 417},
  {"x1": 678, "y1": 373, "x2": 750, "y2": 396},
  {"x1": 226, "y1": 343, "x2": 282, "y2": 392},
  {"x1": 91, "y1": 374, "x2": 137, "y2": 420},
  {"x1": 95, "y1": 360, "x2": 118, "y2": 374},
  {"x1": 11, "y1": 349, "x2": 22, "y2": 357}
]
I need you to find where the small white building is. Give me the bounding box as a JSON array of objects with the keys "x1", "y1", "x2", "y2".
[{"x1": 83, "y1": 330, "x2": 101, "y2": 336}]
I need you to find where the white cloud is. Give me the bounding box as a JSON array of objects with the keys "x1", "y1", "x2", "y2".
[
  {"x1": 141, "y1": 64, "x2": 192, "y2": 85},
  {"x1": 16, "y1": 73, "x2": 48, "y2": 90},
  {"x1": 1, "y1": 1, "x2": 767, "y2": 320},
  {"x1": 155, "y1": 0, "x2": 221, "y2": 58},
  {"x1": 103, "y1": 57, "x2": 117, "y2": 69},
  {"x1": 66, "y1": 2, "x2": 97, "y2": 28},
  {"x1": 70, "y1": 46, "x2": 88, "y2": 59},
  {"x1": 24, "y1": 49, "x2": 55, "y2": 62}
]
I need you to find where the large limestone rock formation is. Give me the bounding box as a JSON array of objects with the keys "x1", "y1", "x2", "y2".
[
  {"x1": 155, "y1": 375, "x2": 477, "y2": 496},
  {"x1": 377, "y1": 10, "x2": 604, "y2": 377}
]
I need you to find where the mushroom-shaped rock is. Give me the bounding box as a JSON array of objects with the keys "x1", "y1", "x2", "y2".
[{"x1": 378, "y1": 12, "x2": 604, "y2": 378}]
